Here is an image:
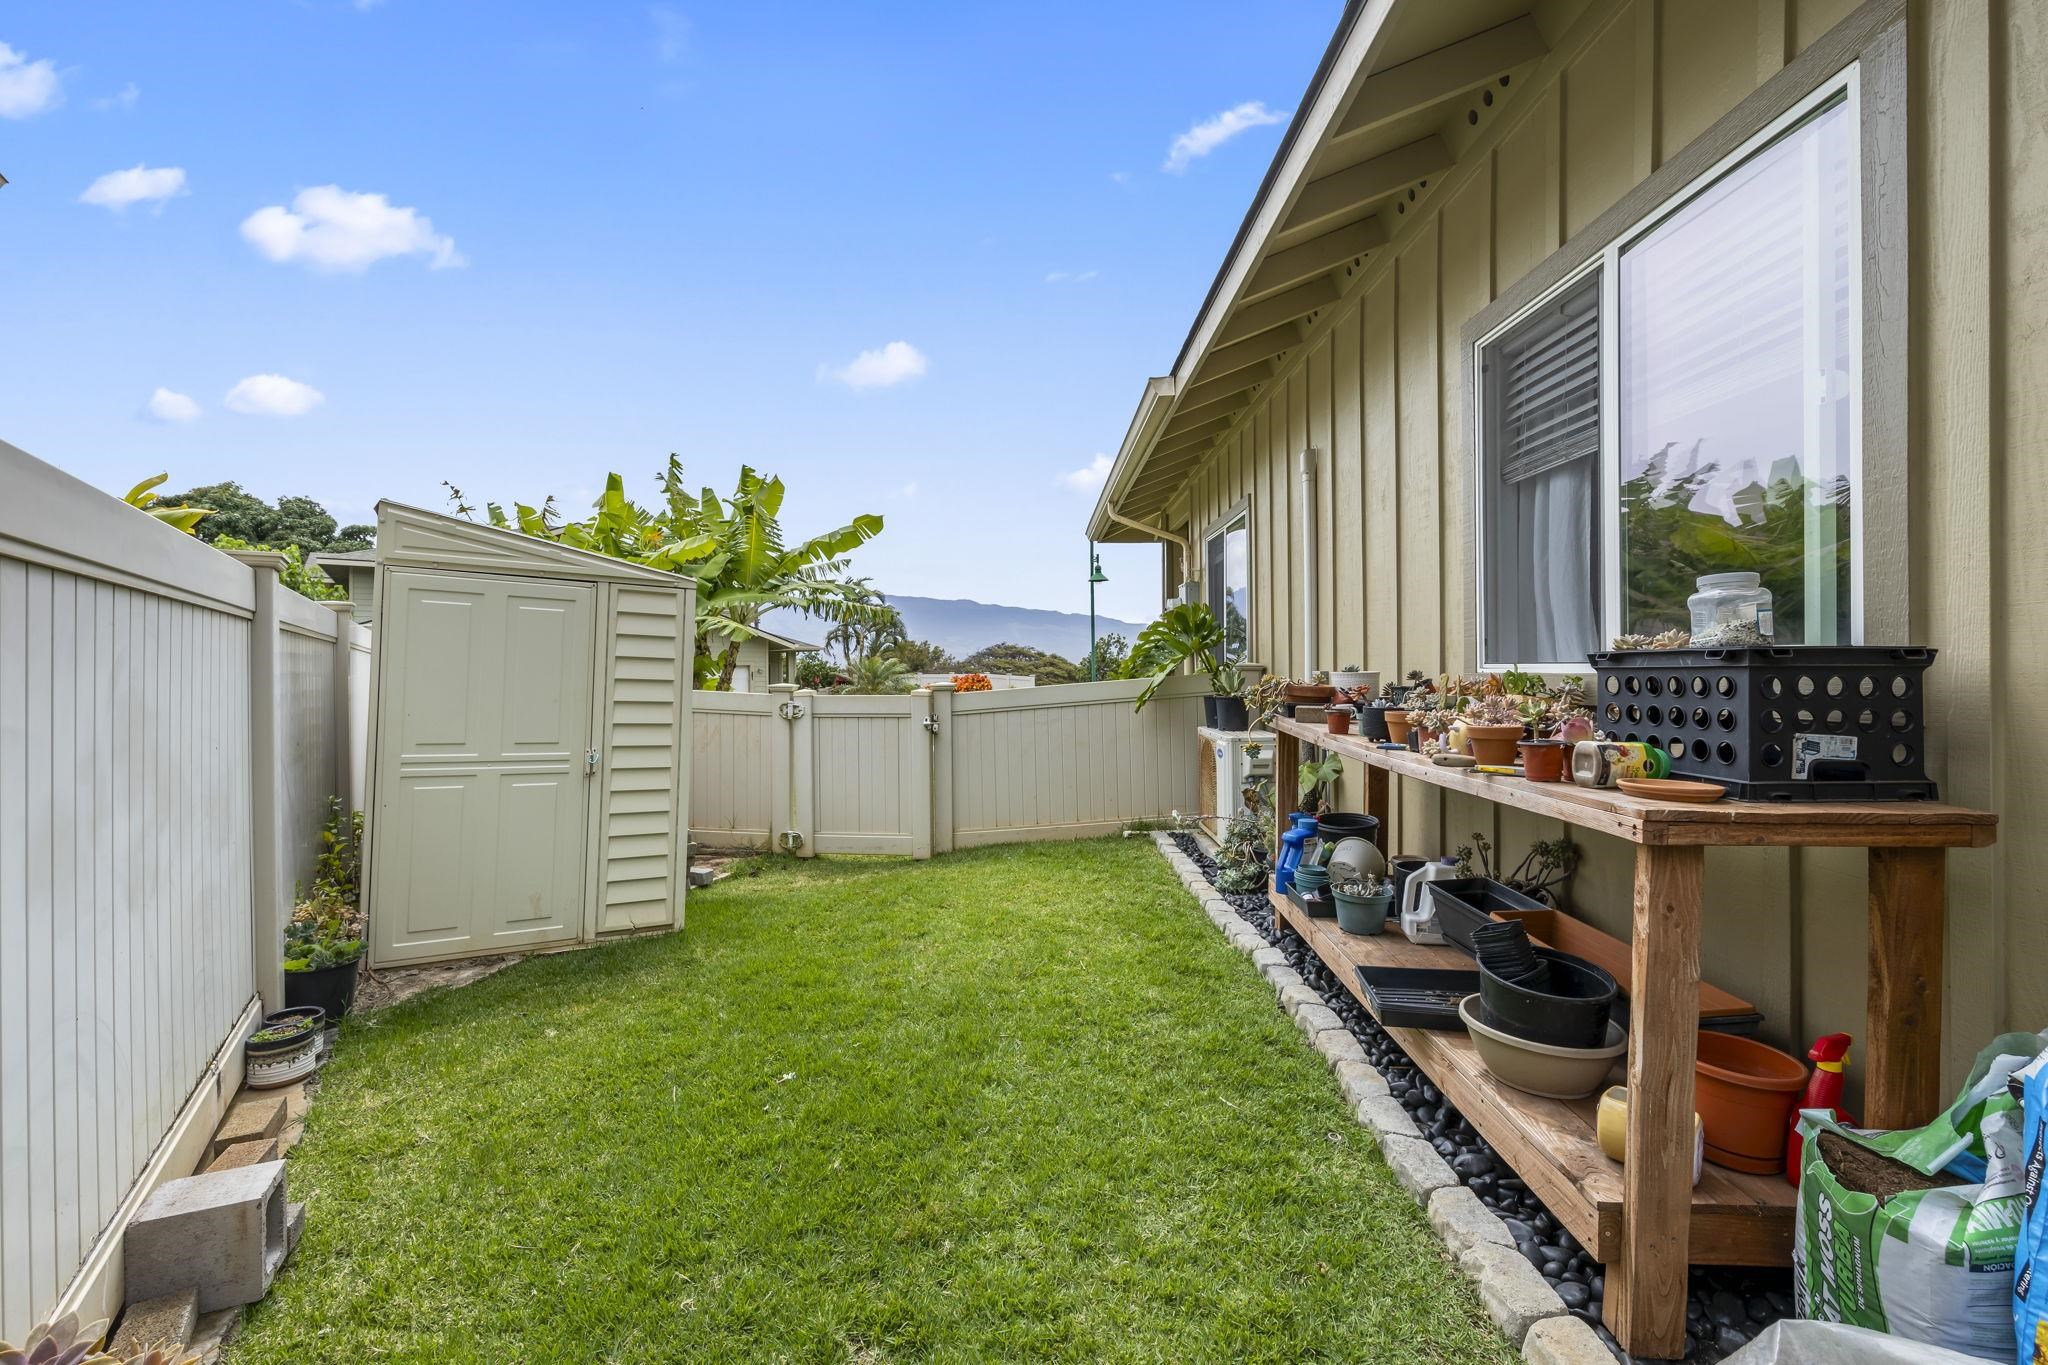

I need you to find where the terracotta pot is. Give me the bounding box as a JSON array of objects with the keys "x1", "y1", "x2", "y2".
[
  {"x1": 1283, "y1": 682, "x2": 1336, "y2": 704},
  {"x1": 1464, "y1": 723, "x2": 1525, "y2": 766},
  {"x1": 1385, "y1": 710, "x2": 1414, "y2": 745},
  {"x1": 1518, "y1": 739, "x2": 1568, "y2": 783},
  {"x1": 1326, "y1": 706, "x2": 1354, "y2": 736},
  {"x1": 1694, "y1": 1032, "x2": 1809, "y2": 1174}
]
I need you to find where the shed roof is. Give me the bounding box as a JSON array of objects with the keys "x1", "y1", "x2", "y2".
[{"x1": 373, "y1": 500, "x2": 688, "y2": 587}]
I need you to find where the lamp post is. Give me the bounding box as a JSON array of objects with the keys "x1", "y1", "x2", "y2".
[{"x1": 1088, "y1": 543, "x2": 1108, "y2": 681}]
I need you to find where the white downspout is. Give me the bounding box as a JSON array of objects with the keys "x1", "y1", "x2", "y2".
[{"x1": 1298, "y1": 446, "x2": 1317, "y2": 678}]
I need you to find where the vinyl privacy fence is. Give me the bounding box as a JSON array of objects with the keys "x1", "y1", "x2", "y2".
[
  {"x1": 0, "y1": 442, "x2": 370, "y2": 1340},
  {"x1": 689, "y1": 674, "x2": 1207, "y2": 855}
]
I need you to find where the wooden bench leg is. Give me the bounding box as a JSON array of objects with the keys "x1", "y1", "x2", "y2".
[
  {"x1": 1272, "y1": 726, "x2": 1300, "y2": 856},
  {"x1": 1606, "y1": 843, "x2": 1704, "y2": 1360},
  {"x1": 1368, "y1": 765, "x2": 1389, "y2": 860},
  {"x1": 1866, "y1": 846, "x2": 1946, "y2": 1129}
]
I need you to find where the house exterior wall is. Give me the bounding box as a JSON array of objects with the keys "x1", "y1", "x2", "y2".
[{"x1": 1164, "y1": 0, "x2": 2039, "y2": 1088}]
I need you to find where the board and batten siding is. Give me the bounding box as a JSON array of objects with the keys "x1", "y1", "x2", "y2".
[
  {"x1": 597, "y1": 586, "x2": 693, "y2": 934},
  {"x1": 1165, "y1": 0, "x2": 2037, "y2": 1089}
]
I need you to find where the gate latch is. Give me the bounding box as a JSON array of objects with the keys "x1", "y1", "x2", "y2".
[
  {"x1": 778, "y1": 700, "x2": 806, "y2": 721},
  {"x1": 778, "y1": 830, "x2": 805, "y2": 852},
  {"x1": 584, "y1": 747, "x2": 601, "y2": 775},
  {"x1": 922, "y1": 715, "x2": 941, "y2": 736}
]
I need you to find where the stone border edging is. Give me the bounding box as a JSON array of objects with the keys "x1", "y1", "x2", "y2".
[{"x1": 1148, "y1": 833, "x2": 1613, "y2": 1365}]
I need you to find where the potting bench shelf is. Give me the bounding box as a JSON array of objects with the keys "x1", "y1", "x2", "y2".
[
  {"x1": 1272, "y1": 893, "x2": 1795, "y2": 1268},
  {"x1": 1264, "y1": 714, "x2": 1998, "y2": 1359}
]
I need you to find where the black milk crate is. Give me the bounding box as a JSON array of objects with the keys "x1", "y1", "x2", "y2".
[{"x1": 1585, "y1": 646, "x2": 1939, "y2": 802}]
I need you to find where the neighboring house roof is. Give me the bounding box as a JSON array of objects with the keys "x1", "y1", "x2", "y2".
[
  {"x1": 746, "y1": 623, "x2": 822, "y2": 653},
  {"x1": 1087, "y1": 0, "x2": 1549, "y2": 543}
]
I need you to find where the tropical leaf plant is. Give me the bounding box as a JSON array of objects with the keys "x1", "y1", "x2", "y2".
[
  {"x1": 1126, "y1": 601, "x2": 1228, "y2": 711},
  {"x1": 122, "y1": 474, "x2": 211, "y2": 535},
  {"x1": 448, "y1": 457, "x2": 890, "y2": 689},
  {"x1": 837, "y1": 656, "x2": 914, "y2": 695}
]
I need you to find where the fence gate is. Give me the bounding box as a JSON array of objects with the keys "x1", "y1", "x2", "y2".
[{"x1": 775, "y1": 688, "x2": 932, "y2": 857}]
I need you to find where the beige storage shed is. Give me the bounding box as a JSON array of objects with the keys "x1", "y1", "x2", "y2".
[{"x1": 364, "y1": 502, "x2": 695, "y2": 966}]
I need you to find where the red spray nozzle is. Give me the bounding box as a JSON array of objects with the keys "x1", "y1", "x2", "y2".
[{"x1": 1808, "y1": 1033, "x2": 1852, "y2": 1065}]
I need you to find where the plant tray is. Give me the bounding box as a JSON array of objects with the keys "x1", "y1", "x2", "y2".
[
  {"x1": 1587, "y1": 646, "x2": 1939, "y2": 801},
  {"x1": 1287, "y1": 884, "x2": 1337, "y2": 919},
  {"x1": 1487, "y1": 907, "x2": 1758, "y2": 1021},
  {"x1": 1424, "y1": 877, "x2": 1549, "y2": 953},
  {"x1": 1355, "y1": 964, "x2": 1482, "y2": 1031}
]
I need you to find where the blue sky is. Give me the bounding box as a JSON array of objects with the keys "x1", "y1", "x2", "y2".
[{"x1": 0, "y1": 1, "x2": 1338, "y2": 625}]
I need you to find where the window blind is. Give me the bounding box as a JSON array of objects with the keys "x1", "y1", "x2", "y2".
[{"x1": 1495, "y1": 281, "x2": 1600, "y2": 485}]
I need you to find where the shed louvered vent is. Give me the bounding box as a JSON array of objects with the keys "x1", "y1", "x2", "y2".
[{"x1": 1496, "y1": 279, "x2": 1599, "y2": 484}]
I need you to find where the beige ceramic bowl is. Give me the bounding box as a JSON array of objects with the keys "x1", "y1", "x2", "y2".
[{"x1": 1459, "y1": 995, "x2": 1627, "y2": 1100}]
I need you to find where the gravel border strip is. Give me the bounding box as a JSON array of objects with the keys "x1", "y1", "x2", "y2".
[{"x1": 1149, "y1": 832, "x2": 1614, "y2": 1364}]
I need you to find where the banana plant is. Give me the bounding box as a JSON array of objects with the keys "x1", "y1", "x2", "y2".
[
  {"x1": 123, "y1": 474, "x2": 212, "y2": 535},
  {"x1": 1127, "y1": 601, "x2": 1229, "y2": 711}
]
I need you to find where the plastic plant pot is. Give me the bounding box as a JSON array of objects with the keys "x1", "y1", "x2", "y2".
[
  {"x1": 1464, "y1": 723, "x2": 1525, "y2": 766},
  {"x1": 1518, "y1": 739, "x2": 1568, "y2": 782},
  {"x1": 1210, "y1": 695, "x2": 1250, "y2": 731},
  {"x1": 1355, "y1": 704, "x2": 1391, "y2": 741},
  {"x1": 1477, "y1": 947, "x2": 1618, "y2": 1050},
  {"x1": 1460, "y1": 995, "x2": 1626, "y2": 1100},
  {"x1": 1326, "y1": 705, "x2": 1355, "y2": 736},
  {"x1": 1333, "y1": 889, "x2": 1393, "y2": 936},
  {"x1": 284, "y1": 956, "x2": 361, "y2": 1020},
  {"x1": 1694, "y1": 1031, "x2": 1811, "y2": 1174}
]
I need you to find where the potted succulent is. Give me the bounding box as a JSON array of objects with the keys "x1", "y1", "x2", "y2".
[
  {"x1": 284, "y1": 800, "x2": 366, "y2": 1019},
  {"x1": 1325, "y1": 703, "x2": 1355, "y2": 736},
  {"x1": 1462, "y1": 693, "x2": 1528, "y2": 765},
  {"x1": 1282, "y1": 670, "x2": 1336, "y2": 705},
  {"x1": 245, "y1": 1006, "x2": 325, "y2": 1089},
  {"x1": 1331, "y1": 874, "x2": 1394, "y2": 936},
  {"x1": 1385, "y1": 707, "x2": 1415, "y2": 746},
  {"x1": 1329, "y1": 663, "x2": 1378, "y2": 694}
]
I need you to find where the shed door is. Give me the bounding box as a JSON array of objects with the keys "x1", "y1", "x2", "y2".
[{"x1": 371, "y1": 570, "x2": 596, "y2": 965}]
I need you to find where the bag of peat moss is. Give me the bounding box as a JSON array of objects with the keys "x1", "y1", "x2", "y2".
[
  {"x1": 1793, "y1": 1033, "x2": 2045, "y2": 1363},
  {"x1": 2012, "y1": 1050, "x2": 2048, "y2": 1363}
]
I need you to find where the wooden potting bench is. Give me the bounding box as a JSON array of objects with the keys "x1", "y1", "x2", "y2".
[{"x1": 1267, "y1": 714, "x2": 1997, "y2": 1360}]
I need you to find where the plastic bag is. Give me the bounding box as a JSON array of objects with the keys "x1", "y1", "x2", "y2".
[
  {"x1": 1726, "y1": 1319, "x2": 2003, "y2": 1364},
  {"x1": 1792, "y1": 1032, "x2": 2044, "y2": 1363},
  {"x1": 2012, "y1": 1051, "x2": 2048, "y2": 1362}
]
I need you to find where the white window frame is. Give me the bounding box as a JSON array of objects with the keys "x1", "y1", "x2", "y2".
[
  {"x1": 1473, "y1": 66, "x2": 1864, "y2": 675},
  {"x1": 1201, "y1": 499, "x2": 1252, "y2": 662}
]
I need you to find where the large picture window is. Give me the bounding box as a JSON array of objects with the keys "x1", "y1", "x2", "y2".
[
  {"x1": 1476, "y1": 75, "x2": 1860, "y2": 671},
  {"x1": 1204, "y1": 507, "x2": 1250, "y2": 662}
]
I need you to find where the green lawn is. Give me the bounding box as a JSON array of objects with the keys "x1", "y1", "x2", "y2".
[{"x1": 231, "y1": 839, "x2": 1510, "y2": 1364}]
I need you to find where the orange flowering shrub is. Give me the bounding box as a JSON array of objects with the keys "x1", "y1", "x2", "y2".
[{"x1": 951, "y1": 672, "x2": 993, "y2": 692}]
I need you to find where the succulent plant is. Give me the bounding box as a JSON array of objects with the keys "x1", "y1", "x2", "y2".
[
  {"x1": 0, "y1": 1315, "x2": 112, "y2": 1365},
  {"x1": 1467, "y1": 694, "x2": 1522, "y2": 727}
]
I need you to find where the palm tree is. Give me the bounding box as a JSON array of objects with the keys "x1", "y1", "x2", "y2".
[
  {"x1": 452, "y1": 458, "x2": 891, "y2": 689},
  {"x1": 823, "y1": 578, "x2": 907, "y2": 665},
  {"x1": 838, "y1": 656, "x2": 914, "y2": 694}
]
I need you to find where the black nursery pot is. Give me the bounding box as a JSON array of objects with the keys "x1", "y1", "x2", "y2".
[
  {"x1": 1210, "y1": 695, "x2": 1250, "y2": 731},
  {"x1": 1478, "y1": 948, "x2": 1618, "y2": 1050},
  {"x1": 285, "y1": 956, "x2": 361, "y2": 1020},
  {"x1": 1354, "y1": 704, "x2": 1391, "y2": 741}
]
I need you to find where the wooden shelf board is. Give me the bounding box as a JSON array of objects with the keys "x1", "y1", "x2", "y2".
[
  {"x1": 1275, "y1": 893, "x2": 1795, "y2": 1267},
  {"x1": 1270, "y1": 716, "x2": 1997, "y2": 849}
]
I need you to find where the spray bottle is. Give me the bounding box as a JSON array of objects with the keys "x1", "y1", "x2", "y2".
[{"x1": 1785, "y1": 1032, "x2": 1854, "y2": 1186}]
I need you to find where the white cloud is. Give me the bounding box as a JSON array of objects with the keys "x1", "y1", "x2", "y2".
[
  {"x1": 1059, "y1": 453, "x2": 1114, "y2": 492},
  {"x1": 224, "y1": 374, "x2": 325, "y2": 417},
  {"x1": 91, "y1": 82, "x2": 139, "y2": 112},
  {"x1": 819, "y1": 340, "x2": 927, "y2": 390},
  {"x1": 0, "y1": 41, "x2": 61, "y2": 119},
  {"x1": 1163, "y1": 100, "x2": 1288, "y2": 174},
  {"x1": 650, "y1": 5, "x2": 689, "y2": 63},
  {"x1": 143, "y1": 387, "x2": 201, "y2": 423},
  {"x1": 240, "y1": 185, "x2": 464, "y2": 272},
  {"x1": 80, "y1": 164, "x2": 187, "y2": 211},
  {"x1": 895, "y1": 480, "x2": 919, "y2": 499},
  {"x1": 1108, "y1": 170, "x2": 1131, "y2": 186},
  {"x1": 1044, "y1": 269, "x2": 1099, "y2": 285}
]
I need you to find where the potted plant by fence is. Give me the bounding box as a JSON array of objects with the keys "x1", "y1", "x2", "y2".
[
  {"x1": 1326, "y1": 703, "x2": 1355, "y2": 736},
  {"x1": 1128, "y1": 602, "x2": 1240, "y2": 727},
  {"x1": 284, "y1": 800, "x2": 366, "y2": 1019},
  {"x1": 245, "y1": 1006, "x2": 325, "y2": 1089},
  {"x1": 1331, "y1": 874, "x2": 1394, "y2": 936},
  {"x1": 1297, "y1": 752, "x2": 1343, "y2": 819},
  {"x1": 1329, "y1": 663, "x2": 1379, "y2": 694},
  {"x1": 1462, "y1": 693, "x2": 1528, "y2": 765}
]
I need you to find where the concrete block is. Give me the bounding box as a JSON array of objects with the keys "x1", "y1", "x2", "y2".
[
  {"x1": 1377, "y1": 1133, "x2": 1458, "y2": 1203},
  {"x1": 1521, "y1": 1313, "x2": 1614, "y2": 1365},
  {"x1": 125, "y1": 1160, "x2": 289, "y2": 1312},
  {"x1": 1226, "y1": 926, "x2": 1264, "y2": 955},
  {"x1": 1457, "y1": 1242, "x2": 1567, "y2": 1348},
  {"x1": 109, "y1": 1288, "x2": 198, "y2": 1357},
  {"x1": 1314, "y1": 1028, "x2": 1368, "y2": 1069},
  {"x1": 1293, "y1": 1002, "x2": 1344, "y2": 1038},
  {"x1": 687, "y1": 864, "x2": 717, "y2": 888},
  {"x1": 203, "y1": 1137, "x2": 279, "y2": 1175},
  {"x1": 1334, "y1": 1058, "x2": 1389, "y2": 1107},
  {"x1": 1261, "y1": 962, "x2": 1303, "y2": 992},
  {"x1": 1249, "y1": 946, "x2": 1286, "y2": 972},
  {"x1": 210, "y1": 1097, "x2": 284, "y2": 1157},
  {"x1": 1427, "y1": 1185, "x2": 1516, "y2": 1260},
  {"x1": 1356, "y1": 1094, "x2": 1422, "y2": 1140},
  {"x1": 1277, "y1": 981, "x2": 1321, "y2": 1017}
]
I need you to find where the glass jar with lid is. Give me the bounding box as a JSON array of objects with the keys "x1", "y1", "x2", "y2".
[{"x1": 1688, "y1": 572, "x2": 1774, "y2": 646}]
